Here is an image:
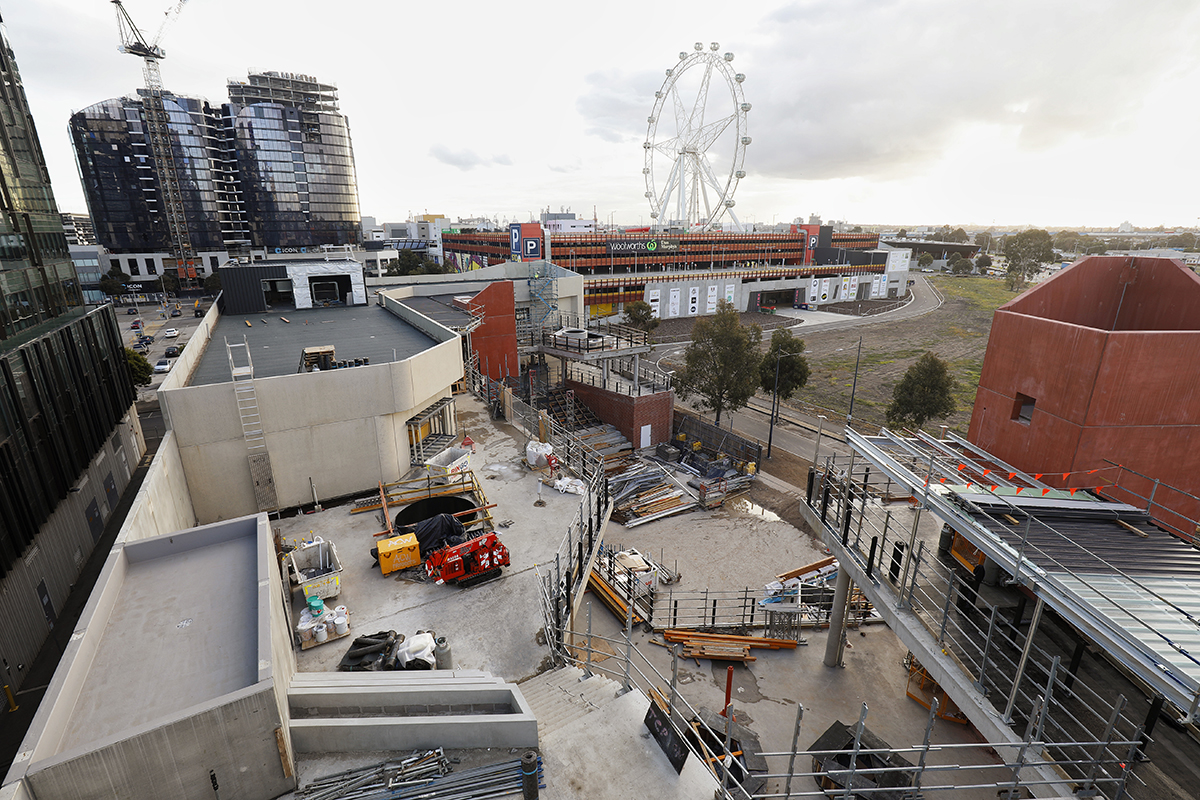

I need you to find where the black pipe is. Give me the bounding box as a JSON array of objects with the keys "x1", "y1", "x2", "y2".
[
  {"x1": 1063, "y1": 639, "x2": 1086, "y2": 691},
  {"x1": 1139, "y1": 695, "x2": 1166, "y2": 760},
  {"x1": 521, "y1": 751, "x2": 540, "y2": 799},
  {"x1": 866, "y1": 536, "x2": 878, "y2": 578},
  {"x1": 806, "y1": 467, "x2": 816, "y2": 505}
]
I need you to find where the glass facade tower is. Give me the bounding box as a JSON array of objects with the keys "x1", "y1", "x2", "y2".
[
  {"x1": 70, "y1": 70, "x2": 360, "y2": 255},
  {"x1": 228, "y1": 72, "x2": 361, "y2": 249},
  {"x1": 0, "y1": 16, "x2": 135, "y2": 579}
]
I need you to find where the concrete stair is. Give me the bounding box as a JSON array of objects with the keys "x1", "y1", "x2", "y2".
[
  {"x1": 287, "y1": 669, "x2": 537, "y2": 753},
  {"x1": 518, "y1": 666, "x2": 623, "y2": 741}
]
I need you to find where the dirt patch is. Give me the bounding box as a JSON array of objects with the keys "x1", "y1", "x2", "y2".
[{"x1": 651, "y1": 310, "x2": 796, "y2": 343}]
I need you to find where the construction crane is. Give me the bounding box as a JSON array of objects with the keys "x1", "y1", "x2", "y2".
[{"x1": 110, "y1": 0, "x2": 195, "y2": 284}]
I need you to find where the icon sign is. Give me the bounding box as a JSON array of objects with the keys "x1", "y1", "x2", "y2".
[
  {"x1": 523, "y1": 237, "x2": 542, "y2": 259},
  {"x1": 510, "y1": 224, "x2": 522, "y2": 255}
]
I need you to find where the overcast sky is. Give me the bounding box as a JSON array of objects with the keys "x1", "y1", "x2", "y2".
[{"x1": 4, "y1": 0, "x2": 1199, "y2": 230}]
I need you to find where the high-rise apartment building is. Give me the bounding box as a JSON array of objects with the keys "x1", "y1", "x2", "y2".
[
  {"x1": 0, "y1": 15, "x2": 141, "y2": 688},
  {"x1": 70, "y1": 71, "x2": 361, "y2": 263}
]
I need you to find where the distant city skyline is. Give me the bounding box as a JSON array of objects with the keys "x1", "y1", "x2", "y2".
[{"x1": 4, "y1": 0, "x2": 1199, "y2": 230}]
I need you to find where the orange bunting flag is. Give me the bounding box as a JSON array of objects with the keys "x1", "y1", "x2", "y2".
[
  {"x1": 1042, "y1": 488, "x2": 1052, "y2": 496},
  {"x1": 1008, "y1": 472, "x2": 1016, "y2": 479},
  {"x1": 990, "y1": 485, "x2": 998, "y2": 492},
  {"x1": 1062, "y1": 473, "x2": 1069, "y2": 481},
  {"x1": 1015, "y1": 487, "x2": 1024, "y2": 494},
  {"x1": 939, "y1": 477, "x2": 947, "y2": 483},
  {"x1": 983, "y1": 469, "x2": 991, "y2": 476},
  {"x1": 957, "y1": 463, "x2": 966, "y2": 471},
  {"x1": 1069, "y1": 488, "x2": 1078, "y2": 495},
  {"x1": 1087, "y1": 469, "x2": 1098, "y2": 474},
  {"x1": 966, "y1": 482, "x2": 973, "y2": 489},
  {"x1": 1034, "y1": 473, "x2": 1044, "y2": 480}
]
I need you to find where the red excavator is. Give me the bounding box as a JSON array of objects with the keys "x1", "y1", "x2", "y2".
[{"x1": 424, "y1": 532, "x2": 510, "y2": 587}]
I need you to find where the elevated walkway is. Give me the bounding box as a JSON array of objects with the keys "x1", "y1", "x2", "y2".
[{"x1": 287, "y1": 669, "x2": 537, "y2": 753}]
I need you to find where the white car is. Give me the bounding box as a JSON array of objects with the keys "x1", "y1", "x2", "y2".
[
  {"x1": 163, "y1": 328, "x2": 180, "y2": 338},
  {"x1": 154, "y1": 359, "x2": 171, "y2": 374}
]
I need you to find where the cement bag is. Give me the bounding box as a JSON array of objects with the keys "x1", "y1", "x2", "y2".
[
  {"x1": 554, "y1": 477, "x2": 586, "y2": 495},
  {"x1": 526, "y1": 441, "x2": 554, "y2": 469}
]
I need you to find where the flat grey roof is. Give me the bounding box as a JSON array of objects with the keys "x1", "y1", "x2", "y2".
[
  {"x1": 190, "y1": 304, "x2": 437, "y2": 385},
  {"x1": 59, "y1": 525, "x2": 260, "y2": 752},
  {"x1": 399, "y1": 295, "x2": 475, "y2": 330}
]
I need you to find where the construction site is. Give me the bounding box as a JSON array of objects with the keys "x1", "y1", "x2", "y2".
[{"x1": 6, "y1": 250, "x2": 1200, "y2": 800}]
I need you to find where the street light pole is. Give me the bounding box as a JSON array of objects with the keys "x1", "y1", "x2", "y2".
[
  {"x1": 766, "y1": 349, "x2": 806, "y2": 459},
  {"x1": 813, "y1": 414, "x2": 827, "y2": 466}
]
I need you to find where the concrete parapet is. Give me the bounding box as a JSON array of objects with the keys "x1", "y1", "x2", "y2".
[{"x1": 287, "y1": 675, "x2": 537, "y2": 752}]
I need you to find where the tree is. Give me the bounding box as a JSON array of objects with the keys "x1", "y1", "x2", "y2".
[
  {"x1": 100, "y1": 267, "x2": 131, "y2": 297},
  {"x1": 948, "y1": 227, "x2": 969, "y2": 243},
  {"x1": 204, "y1": 272, "x2": 222, "y2": 293},
  {"x1": 975, "y1": 253, "x2": 993, "y2": 271},
  {"x1": 897, "y1": 228, "x2": 908, "y2": 238},
  {"x1": 384, "y1": 250, "x2": 453, "y2": 276},
  {"x1": 622, "y1": 300, "x2": 659, "y2": 333},
  {"x1": 947, "y1": 253, "x2": 972, "y2": 275},
  {"x1": 1003, "y1": 229, "x2": 1054, "y2": 289},
  {"x1": 758, "y1": 329, "x2": 809, "y2": 417},
  {"x1": 886, "y1": 352, "x2": 956, "y2": 430},
  {"x1": 160, "y1": 269, "x2": 180, "y2": 295},
  {"x1": 974, "y1": 231, "x2": 993, "y2": 252},
  {"x1": 674, "y1": 300, "x2": 762, "y2": 425},
  {"x1": 125, "y1": 348, "x2": 153, "y2": 387},
  {"x1": 850, "y1": 225, "x2": 863, "y2": 233},
  {"x1": 917, "y1": 252, "x2": 934, "y2": 268}
]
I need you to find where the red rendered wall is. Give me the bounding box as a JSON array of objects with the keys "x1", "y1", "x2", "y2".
[
  {"x1": 469, "y1": 282, "x2": 518, "y2": 381},
  {"x1": 969, "y1": 258, "x2": 1200, "y2": 526},
  {"x1": 564, "y1": 380, "x2": 674, "y2": 448}
]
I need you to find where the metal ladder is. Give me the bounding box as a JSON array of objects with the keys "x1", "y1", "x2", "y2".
[{"x1": 226, "y1": 336, "x2": 278, "y2": 511}]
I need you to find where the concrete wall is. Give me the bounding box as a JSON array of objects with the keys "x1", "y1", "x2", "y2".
[
  {"x1": 161, "y1": 338, "x2": 462, "y2": 523},
  {"x1": 115, "y1": 430, "x2": 198, "y2": 544},
  {"x1": 565, "y1": 380, "x2": 674, "y2": 448},
  {"x1": 159, "y1": 296, "x2": 222, "y2": 391},
  {"x1": 7, "y1": 516, "x2": 296, "y2": 800},
  {"x1": 0, "y1": 406, "x2": 141, "y2": 693}
]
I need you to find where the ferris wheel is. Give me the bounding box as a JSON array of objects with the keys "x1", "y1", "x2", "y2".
[{"x1": 644, "y1": 42, "x2": 750, "y2": 232}]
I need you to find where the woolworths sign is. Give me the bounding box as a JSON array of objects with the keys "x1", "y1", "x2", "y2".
[{"x1": 605, "y1": 238, "x2": 679, "y2": 255}]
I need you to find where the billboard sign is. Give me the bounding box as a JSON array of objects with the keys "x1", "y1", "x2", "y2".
[
  {"x1": 647, "y1": 288, "x2": 661, "y2": 318},
  {"x1": 668, "y1": 287, "x2": 681, "y2": 317},
  {"x1": 509, "y1": 223, "x2": 521, "y2": 255},
  {"x1": 820, "y1": 278, "x2": 830, "y2": 301},
  {"x1": 725, "y1": 284, "x2": 736, "y2": 304},
  {"x1": 605, "y1": 238, "x2": 679, "y2": 256},
  {"x1": 706, "y1": 285, "x2": 719, "y2": 313},
  {"x1": 688, "y1": 286, "x2": 700, "y2": 315},
  {"x1": 887, "y1": 249, "x2": 912, "y2": 273}
]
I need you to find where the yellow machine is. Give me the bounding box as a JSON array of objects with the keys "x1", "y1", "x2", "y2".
[{"x1": 378, "y1": 534, "x2": 421, "y2": 575}]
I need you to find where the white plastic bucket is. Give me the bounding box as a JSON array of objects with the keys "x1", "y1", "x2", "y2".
[
  {"x1": 334, "y1": 615, "x2": 348, "y2": 635},
  {"x1": 314, "y1": 624, "x2": 328, "y2": 643},
  {"x1": 297, "y1": 620, "x2": 315, "y2": 642}
]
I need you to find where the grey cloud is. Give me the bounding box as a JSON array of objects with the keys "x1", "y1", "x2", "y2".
[
  {"x1": 574, "y1": 0, "x2": 1200, "y2": 182},
  {"x1": 430, "y1": 146, "x2": 512, "y2": 170}
]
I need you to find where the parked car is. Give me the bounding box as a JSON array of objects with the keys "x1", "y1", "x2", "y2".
[
  {"x1": 126, "y1": 307, "x2": 138, "y2": 315},
  {"x1": 154, "y1": 359, "x2": 171, "y2": 374},
  {"x1": 170, "y1": 308, "x2": 182, "y2": 317},
  {"x1": 164, "y1": 345, "x2": 181, "y2": 358},
  {"x1": 138, "y1": 335, "x2": 154, "y2": 346},
  {"x1": 130, "y1": 319, "x2": 143, "y2": 329},
  {"x1": 163, "y1": 328, "x2": 179, "y2": 338}
]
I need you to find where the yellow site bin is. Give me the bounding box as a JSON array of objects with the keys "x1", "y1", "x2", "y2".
[{"x1": 379, "y1": 534, "x2": 421, "y2": 575}]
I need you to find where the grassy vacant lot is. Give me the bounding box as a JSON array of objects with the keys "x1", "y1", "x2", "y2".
[{"x1": 787, "y1": 275, "x2": 1017, "y2": 434}]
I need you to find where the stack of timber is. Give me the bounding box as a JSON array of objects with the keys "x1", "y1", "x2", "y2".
[
  {"x1": 660, "y1": 629, "x2": 798, "y2": 664},
  {"x1": 574, "y1": 424, "x2": 633, "y2": 463},
  {"x1": 587, "y1": 568, "x2": 649, "y2": 627},
  {"x1": 608, "y1": 460, "x2": 699, "y2": 527}
]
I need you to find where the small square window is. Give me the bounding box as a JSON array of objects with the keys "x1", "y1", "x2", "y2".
[{"x1": 1012, "y1": 393, "x2": 1035, "y2": 424}]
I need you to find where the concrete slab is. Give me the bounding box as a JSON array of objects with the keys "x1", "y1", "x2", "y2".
[
  {"x1": 190, "y1": 304, "x2": 434, "y2": 386},
  {"x1": 273, "y1": 393, "x2": 1006, "y2": 798},
  {"x1": 540, "y1": 688, "x2": 719, "y2": 799}
]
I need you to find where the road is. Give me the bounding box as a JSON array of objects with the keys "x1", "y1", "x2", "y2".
[
  {"x1": 651, "y1": 275, "x2": 944, "y2": 464},
  {"x1": 124, "y1": 299, "x2": 210, "y2": 400}
]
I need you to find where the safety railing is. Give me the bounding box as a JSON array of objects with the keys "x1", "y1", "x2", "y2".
[{"x1": 805, "y1": 457, "x2": 1155, "y2": 798}]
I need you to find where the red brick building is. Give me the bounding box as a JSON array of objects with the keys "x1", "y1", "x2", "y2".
[{"x1": 968, "y1": 256, "x2": 1200, "y2": 532}]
